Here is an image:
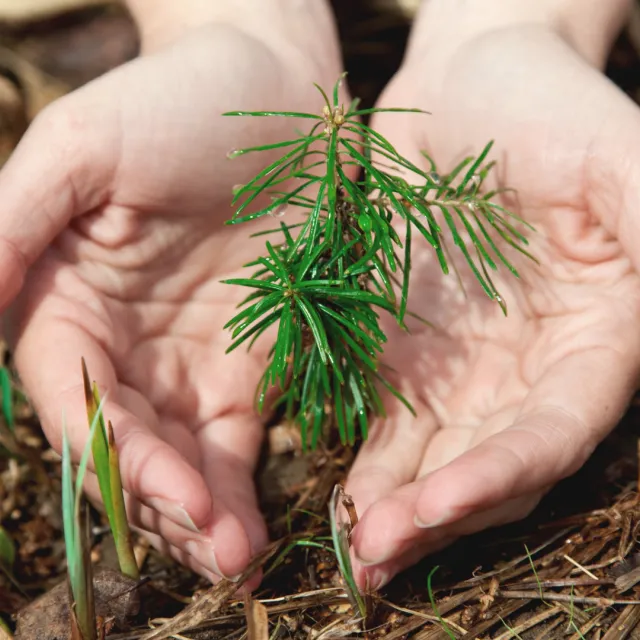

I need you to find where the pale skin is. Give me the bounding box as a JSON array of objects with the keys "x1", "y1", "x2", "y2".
[{"x1": 0, "y1": 0, "x2": 638, "y2": 590}]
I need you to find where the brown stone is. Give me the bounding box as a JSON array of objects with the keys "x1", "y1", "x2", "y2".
[{"x1": 15, "y1": 567, "x2": 140, "y2": 640}]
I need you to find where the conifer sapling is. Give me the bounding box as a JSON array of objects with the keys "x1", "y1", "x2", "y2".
[{"x1": 223, "y1": 76, "x2": 535, "y2": 449}]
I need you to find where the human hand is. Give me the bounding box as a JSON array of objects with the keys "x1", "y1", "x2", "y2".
[
  {"x1": 0, "y1": 4, "x2": 345, "y2": 585},
  {"x1": 345, "y1": 1, "x2": 640, "y2": 589}
]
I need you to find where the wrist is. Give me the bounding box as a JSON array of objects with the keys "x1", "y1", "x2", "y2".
[
  {"x1": 408, "y1": 0, "x2": 632, "y2": 68},
  {"x1": 126, "y1": 0, "x2": 341, "y2": 67},
  {"x1": 125, "y1": 0, "x2": 220, "y2": 52},
  {"x1": 554, "y1": 0, "x2": 632, "y2": 66}
]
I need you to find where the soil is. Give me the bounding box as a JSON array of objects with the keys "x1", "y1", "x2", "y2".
[{"x1": 2, "y1": 2, "x2": 640, "y2": 638}]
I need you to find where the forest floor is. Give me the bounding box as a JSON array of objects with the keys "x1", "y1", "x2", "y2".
[{"x1": 3, "y1": 2, "x2": 640, "y2": 638}]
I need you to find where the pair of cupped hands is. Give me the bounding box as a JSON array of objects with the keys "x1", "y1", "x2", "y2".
[{"x1": 2, "y1": 1, "x2": 640, "y2": 591}]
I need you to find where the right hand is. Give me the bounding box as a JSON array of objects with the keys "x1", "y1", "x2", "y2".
[
  {"x1": 345, "y1": 2, "x2": 640, "y2": 588},
  {"x1": 0, "y1": 17, "x2": 345, "y2": 585}
]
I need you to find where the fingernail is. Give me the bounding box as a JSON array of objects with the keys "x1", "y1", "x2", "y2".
[
  {"x1": 147, "y1": 498, "x2": 200, "y2": 533},
  {"x1": 414, "y1": 508, "x2": 455, "y2": 529},
  {"x1": 202, "y1": 569, "x2": 219, "y2": 585},
  {"x1": 185, "y1": 540, "x2": 221, "y2": 577},
  {"x1": 185, "y1": 540, "x2": 241, "y2": 582},
  {"x1": 365, "y1": 569, "x2": 389, "y2": 591}
]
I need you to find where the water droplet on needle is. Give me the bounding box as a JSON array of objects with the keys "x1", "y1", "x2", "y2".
[{"x1": 269, "y1": 204, "x2": 287, "y2": 218}]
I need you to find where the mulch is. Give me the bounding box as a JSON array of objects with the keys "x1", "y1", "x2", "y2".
[{"x1": 2, "y1": 2, "x2": 640, "y2": 638}]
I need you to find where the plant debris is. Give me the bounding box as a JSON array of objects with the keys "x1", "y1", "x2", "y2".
[{"x1": 3, "y1": 3, "x2": 640, "y2": 639}]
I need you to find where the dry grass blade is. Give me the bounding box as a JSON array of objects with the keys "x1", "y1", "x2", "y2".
[
  {"x1": 493, "y1": 607, "x2": 561, "y2": 640},
  {"x1": 454, "y1": 527, "x2": 574, "y2": 587},
  {"x1": 244, "y1": 593, "x2": 269, "y2": 640},
  {"x1": 329, "y1": 484, "x2": 366, "y2": 621},
  {"x1": 499, "y1": 590, "x2": 640, "y2": 606},
  {"x1": 381, "y1": 599, "x2": 467, "y2": 635},
  {"x1": 139, "y1": 542, "x2": 282, "y2": 640}
]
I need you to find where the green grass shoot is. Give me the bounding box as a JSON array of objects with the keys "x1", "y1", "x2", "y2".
[
  {"x1": 329, "y1": 484, "x2": 366, "y2": 620},
  {"x1": 265, "y1": 537, "x2": 332, "y2": 577},
  {"x1": 62, "y1": 405, "x2": 103, "y2": 640},
  {"x1": 524, "y1": 545, "x2": 589, "y2": 636},
  {"x1": 524, "y1": 544, "x2": 545, "y2": 604},
  {"x1": 223, "y1": 76, "x2": 534, "y2": 448},
  {"x1": 525, "y1": 546, "x2": 589, "y2": 636},
  {"x1": 566, "y1": 585, "x2": 588, "y2": 639},
  {"x1": 0, "y1": 526, "x2": 15, "y2": 589},
  {"x1": 0, "y1": 526, "x2": 25, "y2": 598},
  {"x1": 0, "y1": 368, "x2": 14, "y2": 433},
  {"x1": 497, "y1": 615, "x2": 525, "y2": 639},
  {"x1": 426, "y1": 566, "x2": 456, "y2": 640},
  {"x1": 291, "y1": 507, "x2": 328, "y2": 524},
  {"x1": 81, "y1": 359, "x2": 139, "y2": 580},
  {"x1": 0, "y1": 526, "x2": 14, "y2": 573},
  {"x1": 0, "y1": 616, "x2": 12, "y2": 639},
  {"x1": 0, "y1": 368, "x2": 19, "y2": 460}
]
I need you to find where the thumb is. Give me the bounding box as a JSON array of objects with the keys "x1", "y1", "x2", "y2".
[{"x1": 0, "y1": 92, "x2": 118, "y2": 308}]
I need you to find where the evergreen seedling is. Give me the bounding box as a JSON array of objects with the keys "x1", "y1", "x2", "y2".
[{"x1": 224, "y1": 76, "x2": 534, "y2": 448}]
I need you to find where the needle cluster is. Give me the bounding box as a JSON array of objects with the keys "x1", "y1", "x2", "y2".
[{"x1": 223, "y1": 77, "x2": 534, "y2": 449}]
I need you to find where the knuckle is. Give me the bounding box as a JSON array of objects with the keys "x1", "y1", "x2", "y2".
[{"x1": 31, "y1": 96, "x2": 90, "y2": 162}]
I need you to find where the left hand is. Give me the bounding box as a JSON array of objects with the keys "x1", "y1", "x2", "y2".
[
  {"x1": 346, "y1": 7, "x2": 640, "y2": 589},
  {"x1": 0, "y1": 6, "x2": 346, "y2": 586}
]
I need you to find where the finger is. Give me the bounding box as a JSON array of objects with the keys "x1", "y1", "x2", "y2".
[
  {"x1": 0, "y1": 94, "x2": 116, "y2": 309},
  {"x1": 351, "y1": 346, "x2": 635, "y2": 567},
  {"x1": 352, "y1": 535, "x2": 456, "y2": 592},
  {"x1": 413, "y1": 345, "x2": 637, "y2": 528},
  {"x1": 344, "y1": 397, "x2": 437, "y2": 515},
  {"x1": 139, "y1": 529, "x2": 262, "y2": 593},
  {"x1": 415, "y1": 405, "x2": 521, "y2": 478},
  {"x1": 13, "y1": 313, "x2": 214, "y2": 534},
  {"x1": 197, "y1": 413, "x2": 269, "y2": 559},
  {"x1": 352, "y1": 490, "x2": 542, "y2": 589},
  {"x1": 84, "y1": 471, "x2": 252, "y2": 581}
]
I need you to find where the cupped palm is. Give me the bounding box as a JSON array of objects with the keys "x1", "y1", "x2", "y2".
[{"x1": 347, "y1": 26, "x2": 640, "y2": 587}]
